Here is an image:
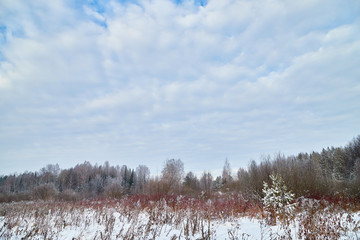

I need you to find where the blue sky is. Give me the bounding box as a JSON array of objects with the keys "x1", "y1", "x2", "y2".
[{"x1": 0, "y1": 0, "x2": 359, "y2": 176}]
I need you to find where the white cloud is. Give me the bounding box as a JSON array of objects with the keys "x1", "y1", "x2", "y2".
[
  {"x1": 86, "y1": 87, "x2": 150, "y2": 110},
  {"x1": 0, "y1": 75, "x2": 10, "y2": 89},
  {"x1": 0, "y1": 0, "x2": 359, "y2": 174},
  {"x1": 324, "y1": 24, "x2": 358, "y2": 44},
  {"x1": 84, "y1": 6, "x2": 106, "y2": 22}
]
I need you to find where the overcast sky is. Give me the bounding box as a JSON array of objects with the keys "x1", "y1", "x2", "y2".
[{"x1": 0, "y1": 0, "x2": 359, "y2": 176}]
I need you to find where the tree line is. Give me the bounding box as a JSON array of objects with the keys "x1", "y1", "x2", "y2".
[
  {"x1": 237, "y1": 135, "x2": 360, "y2": 200},
  {"x1": 0, "y1": 135, "x2": 359, "y2": 202}
]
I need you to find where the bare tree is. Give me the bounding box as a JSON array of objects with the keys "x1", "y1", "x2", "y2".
[
  {"x1": 39, "y1": 164, "x2": 60, "y2": 184},
  {"x1": 136, "y1": 165, "x2": 150, "y2": 193},
  {"x1": 222, "y1": 159, "x2": 233, "y2": 185},
  {"x1": 200, "y1": 172, "x2": 213, "y2": 198},
  {"x1": 161, "y1": 159, "x2": 184, "y2": 194}
]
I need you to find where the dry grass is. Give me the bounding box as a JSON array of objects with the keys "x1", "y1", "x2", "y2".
[{"x1": 0, "y1": 195, "x2": 359, "y2": 239}]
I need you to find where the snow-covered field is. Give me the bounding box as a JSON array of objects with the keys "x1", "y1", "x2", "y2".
[{"x1": 0, "y1": 198, "x2": 359, "y2": 239}]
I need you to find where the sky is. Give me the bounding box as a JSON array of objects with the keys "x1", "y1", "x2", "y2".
[{"x1": 0, "y1": 0, "x2": 360, "y2": 176}]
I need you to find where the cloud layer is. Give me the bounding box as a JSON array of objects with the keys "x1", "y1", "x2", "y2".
[{"x1": 1, "y1": 0, "x2": 360, "y2": 175}]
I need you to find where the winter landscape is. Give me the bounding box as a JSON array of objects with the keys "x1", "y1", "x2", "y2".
[
  {"x1": 1, "y1": 0, "x2": 360, "y2": 239},
  {"x1": 1, "y1": 136, "x2": 360, "y2": 239},
  {"x1": 1, "y1": 195, "x2": 360, "y2": 239}
]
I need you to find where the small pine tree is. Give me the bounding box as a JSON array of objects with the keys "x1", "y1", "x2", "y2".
[{"x1": 262, "y1": 174, "x2": 295, "y2": 225}]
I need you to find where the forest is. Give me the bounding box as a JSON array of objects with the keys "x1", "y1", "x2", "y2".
[{"x1": 1, "y1": 135, "x2": 359, "y2": 203}]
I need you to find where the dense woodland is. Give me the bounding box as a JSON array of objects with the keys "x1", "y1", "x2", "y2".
[{"x1": 1, "y1": 135, "x2": 359, "y2": 202}]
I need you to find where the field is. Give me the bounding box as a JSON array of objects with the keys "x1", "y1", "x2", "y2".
[{"x1": 1, "y1": 195, "x2": 359, "y2": 240}]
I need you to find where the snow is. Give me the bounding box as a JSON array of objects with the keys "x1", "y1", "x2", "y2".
[
  {"x1": 0, "y1": 201, "x2": 359, "y2": 239},
  {"x1": 3, "y1": 210, "x2": 259, "y2": 239}
]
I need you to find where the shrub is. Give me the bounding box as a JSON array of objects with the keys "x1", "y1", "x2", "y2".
[
  {"x1": 32, "y1": 183, "x2": 58, "y2": 200},
  {"x1": 58, "y1": 189, "x2": 79, "y2": 201},
  {"x1": 104, "y1": 182, "x2": 124, "y2": 199}
]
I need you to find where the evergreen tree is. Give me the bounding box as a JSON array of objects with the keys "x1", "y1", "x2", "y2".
[{"x1": 262, "y1": 174, "x2": 295, "y2": 225}]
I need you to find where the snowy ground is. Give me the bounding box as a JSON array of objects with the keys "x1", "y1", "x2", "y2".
[{"x1": 0, "y1": 199, "x2": 359, "y2": 239}]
